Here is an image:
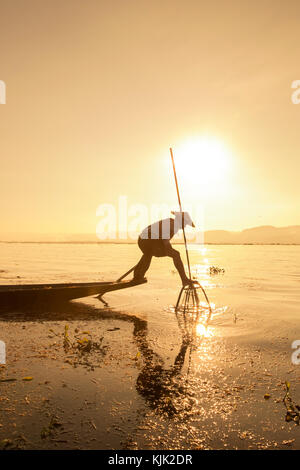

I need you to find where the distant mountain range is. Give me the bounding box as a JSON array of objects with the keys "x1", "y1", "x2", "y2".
[
  {"x1": 204, "y1": 225, "x2": 300, "y2": 244},
  {"x1": 1, "y1": 225, "x2": 300, "y2": 244}
]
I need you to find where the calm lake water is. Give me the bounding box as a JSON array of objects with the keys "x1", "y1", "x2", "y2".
[{"x1": 0, "y1": 243, "x2": 300, "y2": 449}]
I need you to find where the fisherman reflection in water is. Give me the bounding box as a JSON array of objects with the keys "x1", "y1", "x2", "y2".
[
  {"x1": 133, "y1": 211, "x2": 195, "y2": 286},
  {"x1": 133, "y1": 319, "x2": 195, "y2": 418}
]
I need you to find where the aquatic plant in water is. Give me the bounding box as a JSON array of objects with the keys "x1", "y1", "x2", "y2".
[{"x1": 209, "y1": 266, "x2": 225, "y2": 275}]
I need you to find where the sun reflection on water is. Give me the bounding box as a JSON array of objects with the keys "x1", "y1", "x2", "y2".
[{"x1": 196, "y1": 323, "x2": 213, "y2": 337}]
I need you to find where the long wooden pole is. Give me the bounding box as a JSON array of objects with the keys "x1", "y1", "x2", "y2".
[
  {"x1": 170, "y1": 147, "x2": 212, "y2": 324},
  {"x1": 169, "y1": 147, "x2": 192, "y2": 280}
]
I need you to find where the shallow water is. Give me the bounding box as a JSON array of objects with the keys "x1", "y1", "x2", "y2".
[{"x1": 0, "y1": 243, "x2": 300, "y2": 449}]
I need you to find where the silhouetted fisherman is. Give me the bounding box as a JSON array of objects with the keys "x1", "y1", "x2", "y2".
[{"x1": 134, "y1": 211, "x2": 195, "y2": 286}]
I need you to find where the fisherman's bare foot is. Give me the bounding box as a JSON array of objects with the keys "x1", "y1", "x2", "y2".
[{"x1": 132, "y1": 276, "x2": 147, "y2": 284}]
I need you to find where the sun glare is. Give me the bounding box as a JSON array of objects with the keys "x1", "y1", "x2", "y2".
[
  {"x1": 196, "y1": 323, "x2": 213, "y2": 337},
  {"x1": 173, "y1": 137, "x2": 231, "y2": 193}
]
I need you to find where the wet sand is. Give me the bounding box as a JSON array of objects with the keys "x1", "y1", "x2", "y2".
[{"x1": 0, "y1": 296, "x2": 300, "y2": 450}]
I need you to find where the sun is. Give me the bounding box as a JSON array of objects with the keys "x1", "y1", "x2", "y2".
[
  {"x1": 174, "y1": 136, "x2": 230, "y2": 194},
  {"x1": 174, "y1": 137, "x2": 230, "y2": 187}
]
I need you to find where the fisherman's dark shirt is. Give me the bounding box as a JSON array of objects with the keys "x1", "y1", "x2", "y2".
[{"x1": 140, "y1": 218, "x2": 180, "y2": 240}]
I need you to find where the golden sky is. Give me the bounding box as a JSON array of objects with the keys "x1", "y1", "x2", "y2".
[{"x1": 0, "y1": 0, "x2": 300, "y2": 235}]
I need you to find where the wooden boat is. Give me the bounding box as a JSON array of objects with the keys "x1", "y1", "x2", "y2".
[{"x1": 0, "y1": 278, "x2": 147, "y2": 309}]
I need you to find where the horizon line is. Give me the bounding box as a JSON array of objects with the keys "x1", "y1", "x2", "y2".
[{"x1": 1, "y1": 223, "x2": 300, "y2": 237}]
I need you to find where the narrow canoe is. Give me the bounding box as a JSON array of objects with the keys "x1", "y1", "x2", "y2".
[{"x1": 0, "y1": 279, "x2": 147, "y2": 308}]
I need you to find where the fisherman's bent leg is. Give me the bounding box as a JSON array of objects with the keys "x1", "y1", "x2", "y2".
[
  {"x1": 134, "y1": 254, "x2": 152, "y2": 280},
  {"x1": 169, "y1": 249, "x2": 189, "y2": 285}
]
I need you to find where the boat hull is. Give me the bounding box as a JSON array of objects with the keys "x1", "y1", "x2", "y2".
[{"x1": 0, "y1": 279, "x2": 147, "y2": 309}]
